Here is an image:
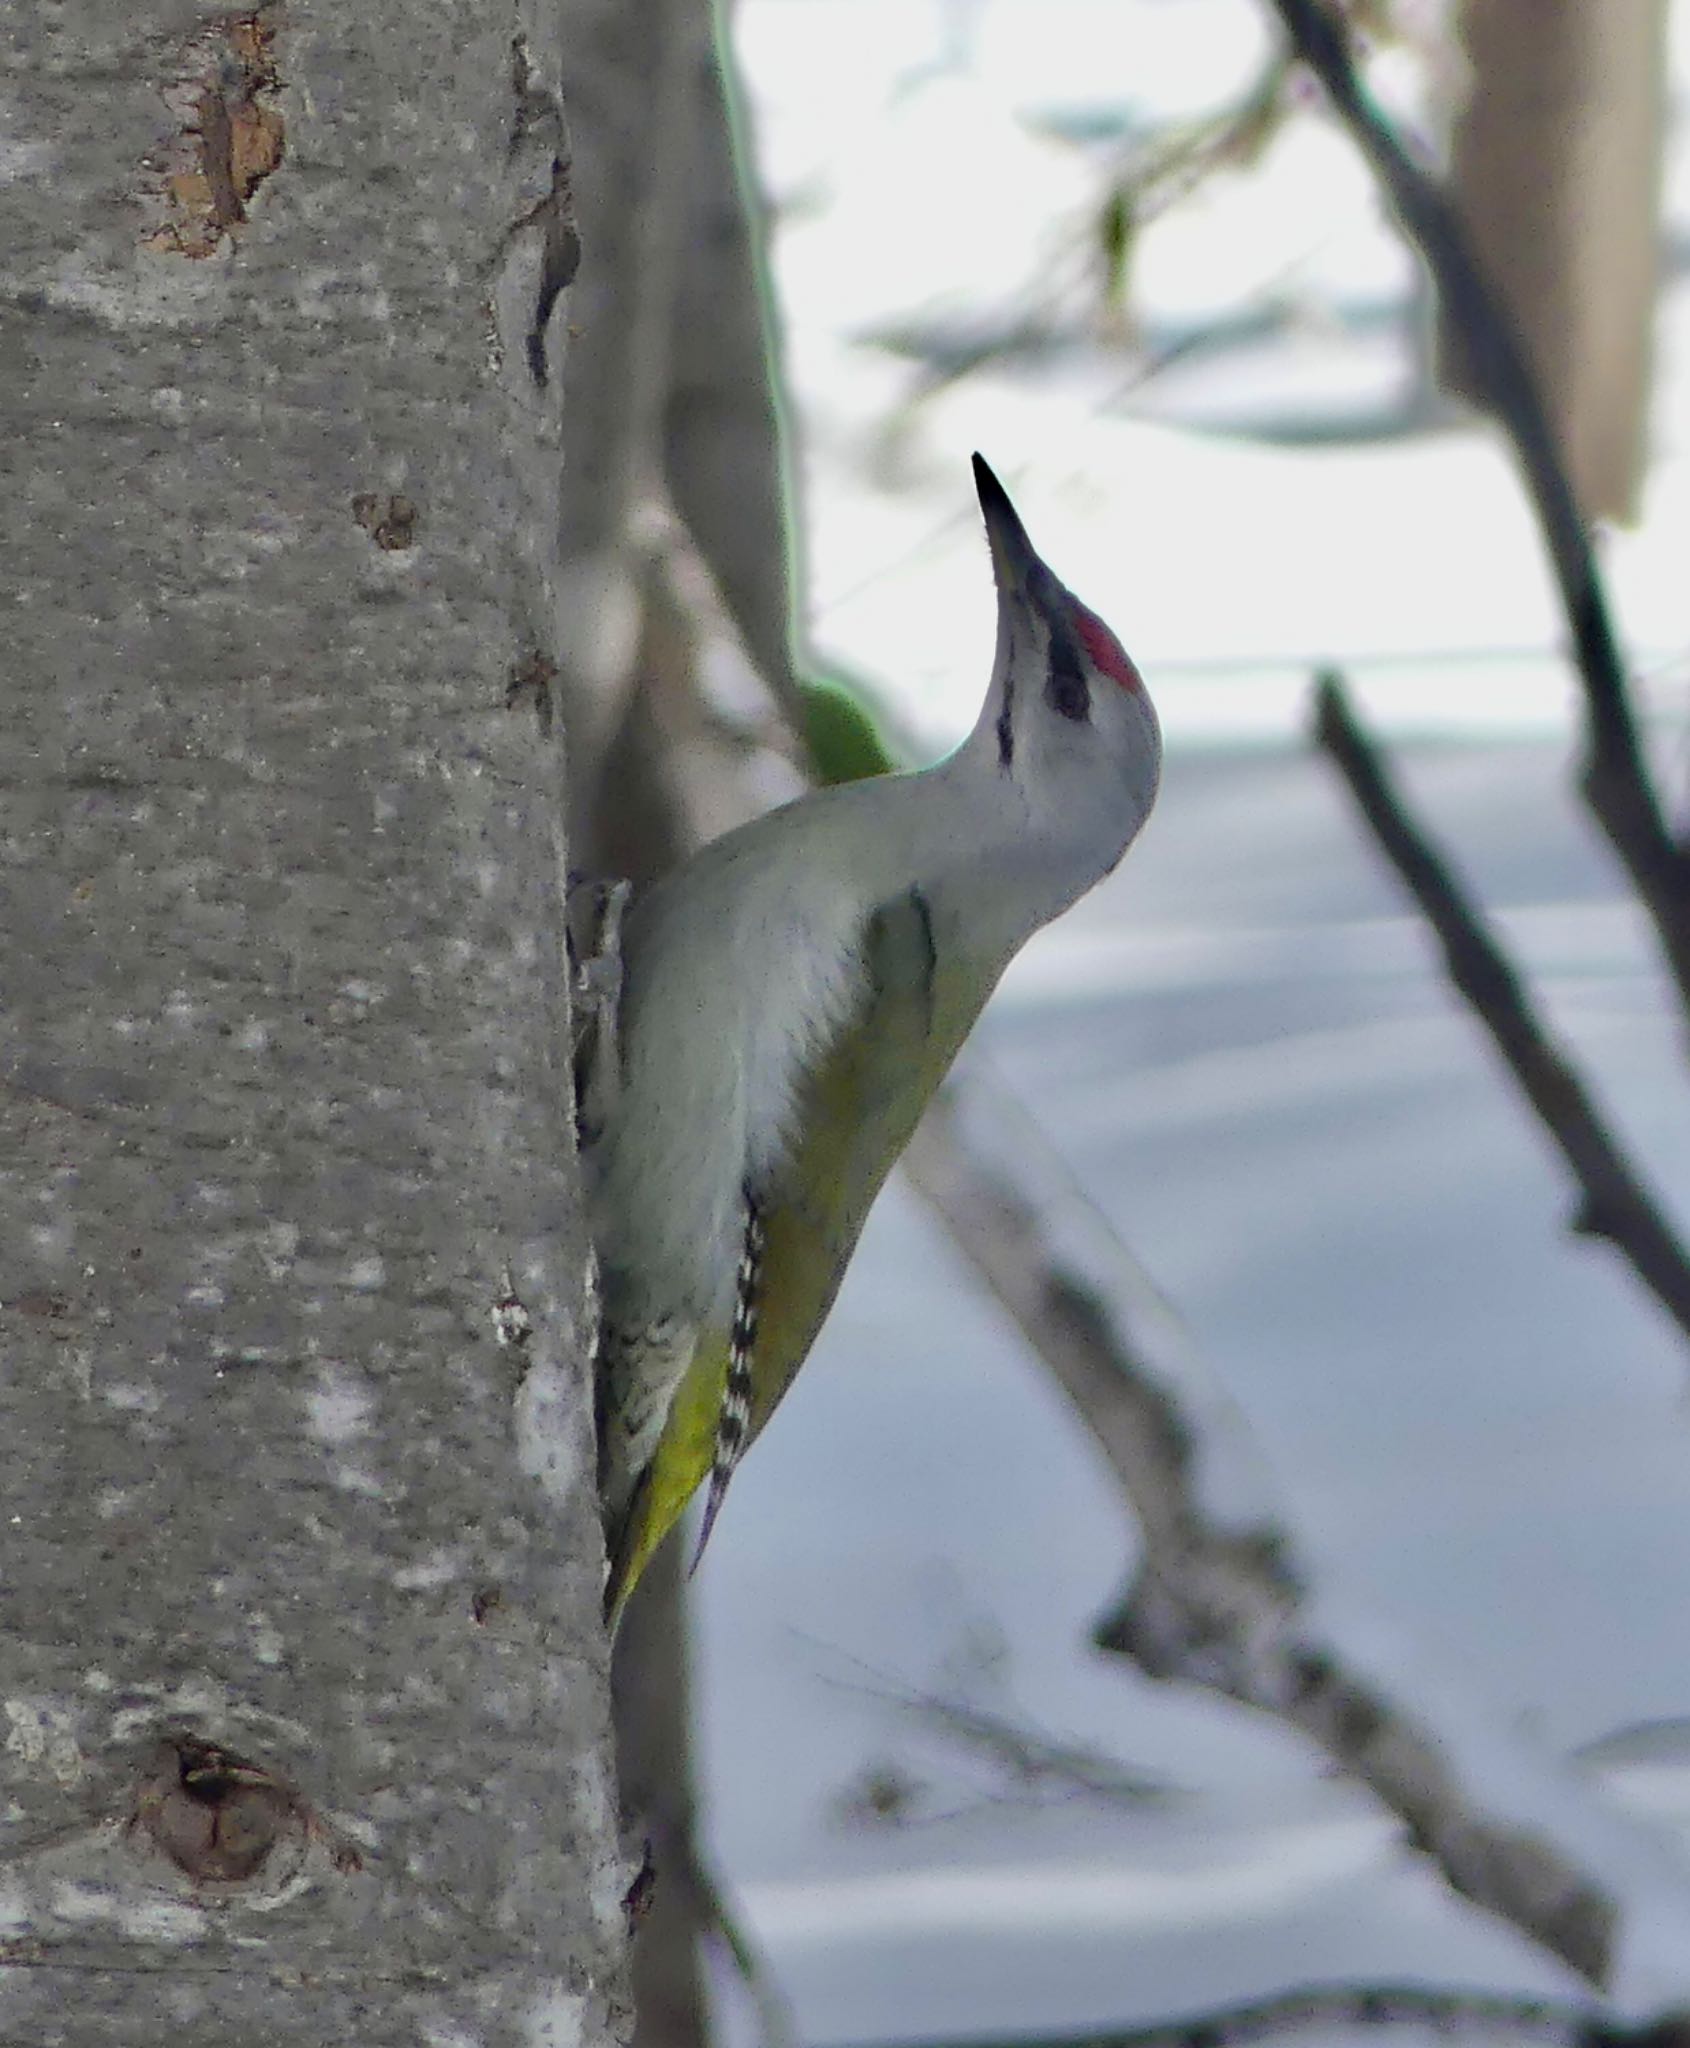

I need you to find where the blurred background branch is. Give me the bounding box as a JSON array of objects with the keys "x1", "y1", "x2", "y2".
[
  {"x1": 1263, "y1": 0, "x2": 1690, "y2": 1024},
  {"x1": 1314, "y1": 669, "x2": 1690, "y2": 1351},
  {"x1": 904, "y1": 1077, "x2": 1684, "y2": 1991}
]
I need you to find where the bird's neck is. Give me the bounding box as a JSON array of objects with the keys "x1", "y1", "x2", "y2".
[{"x1": 902, "y1": 723, "x2": 1115, "y2": 957}]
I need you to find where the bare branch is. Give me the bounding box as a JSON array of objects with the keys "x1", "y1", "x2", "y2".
[
  {"x1": 1261, "y1": 0, "x2": 1690, "y2": 1023},
  {"x1": 1313, "y1": 669, "x2": 1690, "y2": 1353},
  {"x1": 902, "y1": 1072, "x2": 1690, "y2": 1989}
]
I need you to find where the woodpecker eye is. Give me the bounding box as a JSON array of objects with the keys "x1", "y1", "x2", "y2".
[
  {"x1": 1072, "y1": 602, "x2": 1143, "y2": 692},
  {"x1": 1046, "y1": 633, "x2": 1091, "y2": 724}
]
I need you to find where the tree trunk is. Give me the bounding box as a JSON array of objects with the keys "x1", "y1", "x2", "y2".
[
  {"x1": 1442, "y1": 0, "x2": 1667, "y2": 523},
  {"x1": 1, "y1": 4, "x2": 626, "y2": 2041}
]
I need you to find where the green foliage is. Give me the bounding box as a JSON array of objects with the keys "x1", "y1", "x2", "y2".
[{"x1": 797, "y1": 670, "x2": 906, "y2": 785}]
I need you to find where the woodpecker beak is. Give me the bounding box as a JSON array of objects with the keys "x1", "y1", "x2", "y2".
[{"x1": 972, "y1": 453, "x2": 1043, "y2": 599}]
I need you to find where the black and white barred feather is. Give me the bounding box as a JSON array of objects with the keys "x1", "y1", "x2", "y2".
[{"x1": 690, "y1": 1188, "x2": 765, "y2": 1570}]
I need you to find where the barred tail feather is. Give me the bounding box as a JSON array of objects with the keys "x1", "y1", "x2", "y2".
[{"x1": 691, "y1": 1190, "x2": 764, "y2": 1573}]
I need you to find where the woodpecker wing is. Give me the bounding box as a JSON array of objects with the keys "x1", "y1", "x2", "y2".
[{"x1": 604, "y1": 885, "x2": 1001, "y2": 1622}]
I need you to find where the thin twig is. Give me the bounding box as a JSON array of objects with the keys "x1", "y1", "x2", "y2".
[
  {"x1": 1118, "y1": 50, "x2": 1293, "y2": 231},
  {"x1": 889, "y1": 1693, "x2": 1181, "y2": 1809},
  {"x1": 817, "y1": 1648, "x2": 1184, "y2": 1813},
  {"x1": 1263, "y1": 0, "x2": 1690, "y2": 1024},
  {"x1": 1313, "y1": 668, "x2": 1690, "y2": 1351}
]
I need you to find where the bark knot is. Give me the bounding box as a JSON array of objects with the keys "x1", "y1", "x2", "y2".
[
  {"x1": 129, "y1": 1733, "x2": 362, "y2": 1888},
  {"x1": 352, "y1": 492, "x2": 419, "y2": 552}
]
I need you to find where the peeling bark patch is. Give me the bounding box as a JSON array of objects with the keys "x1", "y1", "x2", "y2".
[
  {"x1": 505, "y1": 651, "x2": 556, "y2": 733},
  {"x1": 526, "y1": 158, "x2": 581, "y2": 385},
  {"x1": 621, "y1": 1839, "x2": 657, "y2": 1929},
  {"x1": 502, "y1": 36, "x2": 581, "y2": 387},
  {"x1": 503, "y1": 156, "x2": 580, "y2": 387},
  {"x1": 142, "y1": 12, "x2": 285, "y2": 260},
  {"x1": 352, "y1": 492, "x2": 419, "y2": 551}
]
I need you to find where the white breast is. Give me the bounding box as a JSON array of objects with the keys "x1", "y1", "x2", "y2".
[
  {"x1": 589, "y1": 732, "x2": 1088, "y2": 1332},
  {"x1": 591, "y1": 787, "x2": 879, "y2": 1331}
]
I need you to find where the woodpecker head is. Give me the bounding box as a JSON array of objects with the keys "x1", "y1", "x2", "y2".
[{"x1": 970, "y1": 454, "x2": 1161, "y2": 885}]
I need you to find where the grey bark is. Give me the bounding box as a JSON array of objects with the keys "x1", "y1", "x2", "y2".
[{"x1": 1, "y1": 4, "x2": 626, "y2": 2042}]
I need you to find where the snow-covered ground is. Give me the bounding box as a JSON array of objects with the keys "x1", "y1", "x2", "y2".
[{"x1": 695, "y1": 4, "x2": 1690, "y2": 2040}]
